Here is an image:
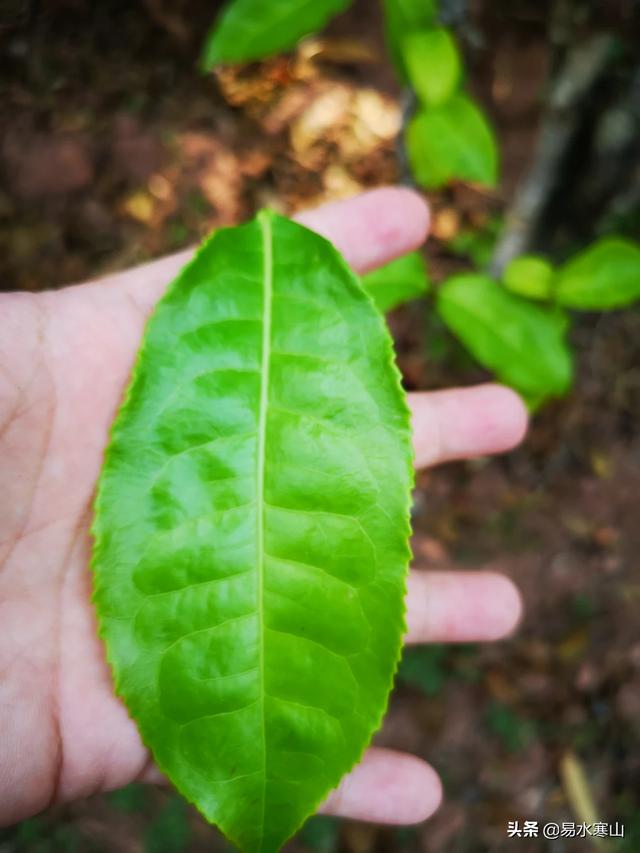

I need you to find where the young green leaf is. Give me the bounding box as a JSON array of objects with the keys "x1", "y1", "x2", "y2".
[
  {"x1": 382, "y1": 0, "x2": 438, "y2": 80},
  {"x1": 202, "y1": 0, "x2": 353, "y2": 66},
  {"x1": 407, "y1": 93, "x2": 499, "y2": 189},
  {"x1": 92, "y1": 211, "x2": 413, "y2": 853},
  {"x1": 446, "y1": 217, "x2": 502, "y2": 268},
  {"x1": 555, "y1": 237, "x2": 640, "y2": 309},
  {"x1": 503, "y1": 255, "x2": 555, "y2": 301},
  {"x1": 437, "y1": 273, "x2": 572, "y2": 402},
  {"x1": 362, "y1": 251, "x2": 430, "y2": 312},
  {"x1": 403, "y1": 28, "x2": 462, "y2": 106}
]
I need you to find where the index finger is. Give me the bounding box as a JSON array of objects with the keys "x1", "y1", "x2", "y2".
[
  {"x1": 296, "y1": 187, "x2": 430, "y2": 274},
  {"x1": 94, "y1": 188, "x2": 430, "y2": 307}
]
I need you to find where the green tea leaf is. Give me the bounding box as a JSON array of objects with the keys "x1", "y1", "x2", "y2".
[
  {"x1": 403, "y1": 29, "x2": 462, "y2": 106},
  {"x1": 437, "y1": 273, "x2": 572, "y2": 402},
  {"x1": 382, "y1": 0, "x2": 438, "y2": 79},
  {"x1": 446, "y1": 217, "x2": 502, "y2": 268},
  {"x1": 92, "y1": 211, "x2": 413, "y2": 852},
  {"x1": 555, "y1": 237, "x2": 640, "y2": 309},
  {"x1": 363, "y1": 252, "x2": 429, "y2": 312},
  {"x1": 503, "y1": 255, "x2": 554, "y2": 301},
  {"x1": 407, "y1": 93, "x2": 498, "y2": 189},
  {"x1": 202, "y1": 0, "x2": 353, "y2": 66}
]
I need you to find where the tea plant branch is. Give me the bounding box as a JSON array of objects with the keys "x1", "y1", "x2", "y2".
[
  {"x1": 490, "y1": 32, "x2": 614, "y2": 276},
  {"x1": 397, "y1": 88, "x2": 418, "y2": 187}
]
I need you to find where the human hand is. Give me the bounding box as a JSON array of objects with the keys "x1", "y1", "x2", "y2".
[{"x1": 0, "y1": 188, "x2": 526, "y2": 828}]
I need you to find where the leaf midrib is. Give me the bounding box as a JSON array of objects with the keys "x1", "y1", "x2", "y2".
[{"x1": 256, "y1": 210, "x2": 273, "y2": 845}]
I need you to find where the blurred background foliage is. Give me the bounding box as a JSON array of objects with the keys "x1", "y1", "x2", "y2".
[{"x1": 1, "y1": 0, "x2": 639, "y2": 850}]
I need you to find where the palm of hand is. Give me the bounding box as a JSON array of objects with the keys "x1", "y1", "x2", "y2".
[
  {"x1": 1, "y1": 283, "x2": 157, "y2": 824},
  {"x1": 0, "y1": 190, "x2": 525, "y2": 830}
]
